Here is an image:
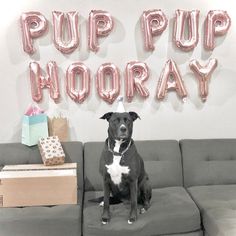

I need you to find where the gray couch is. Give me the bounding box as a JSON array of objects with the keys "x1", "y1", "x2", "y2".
[{"x1": 1, "y1": 139, "x2": 236, "y2": 236}]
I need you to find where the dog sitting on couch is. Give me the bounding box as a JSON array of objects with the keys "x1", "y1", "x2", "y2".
[{"x1": 99, "y1": 99, "x2": 152, "y2": 225}]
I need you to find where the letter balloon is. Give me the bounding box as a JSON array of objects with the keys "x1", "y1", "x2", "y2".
[
  {"x1": 52, "y1": 11, "x2": 79, "y2": 54},
  {"x1": 125, "y1": 61, "x2": 150, "y2": 102},
  {"x1": 157, "y1": 59, "x2": 187, "y2": 101},
  {"x1": 66, "y1": 62, "x2": 91, "y2": 103},
  {"x1": 189, "y1": 58, "x2": 218, "y2": 101},
  {"x1": 88, "y1": 10, "x2": 114, "y2": 52},
  {"x1": 20, "y1": 12, "x2": 48, "y2": 54},
  {"x1": 141, "y1": 9, "x2": 168, "y2": 51},
  {"x1": 173, "y1": 9, "x2": 200, "y2": 51},
  {"x1": 204, "y1": 10, "x2": 231, "y2": 50},
  {"x1": 96, "y1": 63, "x2": 120, "y2": 104},
  {"x1": 29, "y1": 61, "x2": 60, "y2": 103}
]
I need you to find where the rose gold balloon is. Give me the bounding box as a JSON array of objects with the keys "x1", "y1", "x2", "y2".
[
  {"x1": 88, "y1": 10, "x2": 114, "y2": 52},
  {"x1": 52, "y1": 11, "x2": 79, "y2": 54},
  {"x1": 20, "y1": 12, "x2": 48, "y2": 54},
  {"x1": 66, "y1": 62, "x2": 91, "y2": 103},
  {"x1": 29, "y1": 61, "x2": 60, "y2": 103},
  {"x1": 96, "y1": 63, "x2": 120, "y2": 104},
  {"x1": 157, "y1": 59, "x2": 187, "y2": 101},
  {"x1": 204, "y1": 10, "x2": 231, "y2": 50},
  {"x1": 125, "y1": 61, "x2": 149, "y2": 102},
  {"x1": 189, "y1": 58, "x2": 218, "y2": 101},
  {"x1": 141, "y1": 9, "x2": 168, "y2": 51},
  {"x1": 173, "y1": 9, "x2": 200, "y2": 51}
]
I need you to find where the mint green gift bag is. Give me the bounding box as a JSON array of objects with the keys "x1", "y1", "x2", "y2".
[{"x1": 21, "y1": 105, "x2": 49, "y2": 146}]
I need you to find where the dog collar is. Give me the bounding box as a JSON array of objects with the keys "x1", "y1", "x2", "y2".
[{"x1": 107, "y1": 139, "x2": 132, "y2": 157}]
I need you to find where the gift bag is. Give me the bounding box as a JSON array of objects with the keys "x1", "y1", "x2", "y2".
[
  {"x1": 21, "y1": 104, "x2": 49, "y2": 146},
  {"x1": 38, "y1": 136, "x2": 65, "y2": 166},
  {"x1": 48, "y1": 116, "x2": 69, "y2": 142}
]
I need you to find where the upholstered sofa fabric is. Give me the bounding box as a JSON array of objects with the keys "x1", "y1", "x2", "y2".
[
  {"x1": 188, "y1": 185, "x2": 236, "y2": 236},
  {"x1": 83, "y1": 187, "x2": 201, "y2": 236},
  {"x1": 188, "y1": 185, "x2": 236, "y2": 210},
  {"x1": 83, "y1": 140, "x2": 201, "y2": 236},
  {"x1": 0, "y1": 142, "x2": 83, "y2": 236},
  {"x1": 164, "y1": 232, "x2": 203, "y2": 236},
  {"x1": 0, "y1": 205, "x2": 81, "y2": 236},
  {"x1": 135, "y1": 140, "x2": 183, "y2": 188},
  {"x1": 181, "y1": 139, "x2": 236, "y2": 236},
  {"x1": 180, "y1": 139, "x2": 236, "y2": 187},
  {"x1": 203, "y1": 209, "x2": 236, "y2": 236},
  {"x1": 83, "y1": 142, "x2": 104, "y2": 191}
]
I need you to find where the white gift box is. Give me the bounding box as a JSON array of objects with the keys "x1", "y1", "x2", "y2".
[{"x1": 38, "y1": 136, "x2": 65, "y2": 166}]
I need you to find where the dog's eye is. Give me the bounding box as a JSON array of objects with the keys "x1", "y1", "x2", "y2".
[
  {"x1": 124, "y1": 118, "x2": 130, "y2": 123},
  {"x1": 112, "y1": 118, "x2": 120, "y2": 124}
]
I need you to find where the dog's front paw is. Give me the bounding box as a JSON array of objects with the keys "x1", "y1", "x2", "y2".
[
  {"x1": 140, "y1": 202, "x2": 150, "y2": 214},
  {"x1": 101, "y1": 211, "x2": 110, "y2": 225},
  {"x1": 128, "y1": 211, "x2": 137, "y2": 224},
  {"x1": 102, "y1": 219, "x2": 109, "y2": 225},
  {"x1": 128, "y1": 217, "x2": 136, "y2": 224},
  {"x1": 143, "y1": 201, "x2": 151, "y2": 211},
  {"x1": 140, "y1": 207, "x2": 146, "y2": 214}
]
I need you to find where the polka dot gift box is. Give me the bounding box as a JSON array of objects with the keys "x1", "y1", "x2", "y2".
[{"x1": 38, "y1": 136, "x2": 65, "y2": 166}]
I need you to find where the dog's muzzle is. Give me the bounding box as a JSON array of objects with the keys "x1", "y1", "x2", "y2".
[{"x1": 117, "y1": 124, "x2": 128, "y2": 139}]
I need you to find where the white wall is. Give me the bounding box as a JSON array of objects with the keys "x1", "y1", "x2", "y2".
[{"x1": 0, "y1": 0, "x2": 235, "y2": 143}]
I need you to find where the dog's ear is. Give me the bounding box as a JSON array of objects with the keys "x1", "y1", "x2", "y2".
[
  {"x1": 129, "y1": 112, "x2": 140, "y2": 121},
  {"x1": 100, "y1": 112, "x2": 113, "y2": 121}
]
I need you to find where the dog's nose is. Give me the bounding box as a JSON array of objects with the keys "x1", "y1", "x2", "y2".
[{"x1": 120, "y1": 126, "x2": 127, "y2": 132}]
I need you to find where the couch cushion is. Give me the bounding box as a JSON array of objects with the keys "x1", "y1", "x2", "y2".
[
  {"x1": 84, "y1": 140, "x2": 183, "y2": 191},
  {"x1": 0, "y1": 205, "x2": 81, "y2": 236},
  {"x1": 83, "y1": 187, "x2": 201, "y2": 236},
  {"x1": 180, "y1": 139, "x2": 236, "y2": 187},
  {"x1": 204, "y1": 209, "x2": 236, "y2": 236},
  {"x1": 188, "y1": 185, "x2": 236, "y2": 236}
]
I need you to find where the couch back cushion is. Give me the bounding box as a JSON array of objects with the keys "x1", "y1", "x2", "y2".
[
  {"x1": 84, "y1": 140, "x2": 183, "y2": 191},
  {"x1": 180, "y1": 139, "x2": 236, "y2": 187},
  {"x1": 0, "y1": 142, "x2": 83, "y2": 189}
]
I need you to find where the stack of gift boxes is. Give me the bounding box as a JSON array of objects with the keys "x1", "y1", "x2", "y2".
[{"x1": 0, "y1": 105, "x2": 77, "y2": 208}]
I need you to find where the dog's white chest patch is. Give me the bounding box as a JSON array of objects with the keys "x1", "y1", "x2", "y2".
[
  {"x1": 106, "y1": 140, "x2": 130, "y2": 185},
  {"x1": 106, "y1": 155, "x2": 130, "y2": 185}
]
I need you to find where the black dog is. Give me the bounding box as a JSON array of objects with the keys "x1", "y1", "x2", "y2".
[{"x1": 99, "y1": 112, "x2": 152, "y2": 224}]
